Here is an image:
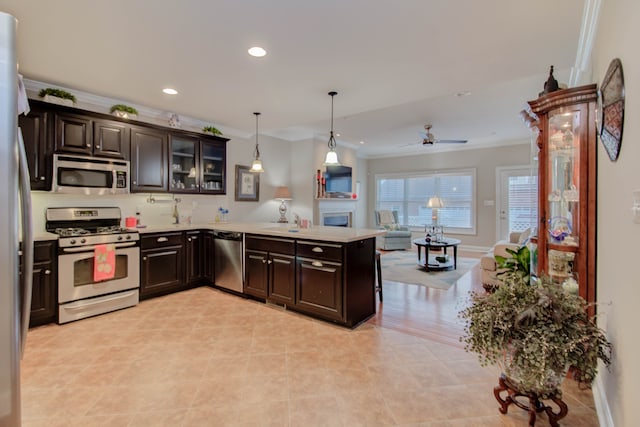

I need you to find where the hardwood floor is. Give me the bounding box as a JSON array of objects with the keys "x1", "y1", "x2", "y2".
[{"x1": 369, "y1": 248, "x2": 483, "y2": 348}]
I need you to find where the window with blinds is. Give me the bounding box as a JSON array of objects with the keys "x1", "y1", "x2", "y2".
[{"x1": 375, "y1": 168, "x2": 476, "y2": 234}]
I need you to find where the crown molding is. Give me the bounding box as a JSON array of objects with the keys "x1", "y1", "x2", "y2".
[{"x1": 570, "y1": 0, "x2": 603, "y2": 86}]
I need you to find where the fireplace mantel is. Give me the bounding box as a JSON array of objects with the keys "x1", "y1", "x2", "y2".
[{"x1": 315, "y1": 199, "x2": 357, "y2": 227}]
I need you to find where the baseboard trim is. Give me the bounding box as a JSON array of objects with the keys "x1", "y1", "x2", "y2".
[{"x1": 593, "y1": 374, "x2": 614, "y2": 427}]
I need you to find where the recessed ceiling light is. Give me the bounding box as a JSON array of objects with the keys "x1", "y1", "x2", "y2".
[
  {"x1": 336, "y1": 133, "x2": 341, "y2": 137},
  {"x1": 456, "y1": 91, "x2": 471, "y2": 97},
  {"x1": 248, "y1": 46, "x2": 267, "y2": 57},
  {"x1": 163, "y1": 88, "x2": 178, "y2": 95},
  {"x1": 359, "y1": 141, "x2": 365, "y2": 145}
]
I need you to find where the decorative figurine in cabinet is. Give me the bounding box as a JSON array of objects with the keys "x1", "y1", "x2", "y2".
[{"x1": 523, "y1": 84, "x2": 597, "y2": 311}]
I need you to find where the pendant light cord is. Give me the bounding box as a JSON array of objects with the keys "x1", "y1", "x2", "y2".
[
  {"x1": 254, "y1": 112, "x2": 261, "y2": 158},
  {"x1": 328, "y1": 91, "x2": 337, "y2": 150}
]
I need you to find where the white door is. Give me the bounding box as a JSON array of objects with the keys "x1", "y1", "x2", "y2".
[{"x1": 496, "y1": 166, "x2": 538, "y2": 241}]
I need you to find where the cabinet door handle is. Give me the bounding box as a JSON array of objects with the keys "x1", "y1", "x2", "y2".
[
  {"x1": 40, "y1": 176, "x2": 45, "y2": 181},
  {"x1": 267, "y1": 260, "x2": 272, "y2": 264},
  {"x1": 311, "y1": 261, "x2": 323, "y2": 267},
  {"x1": 142, "y1": 256, "x2": 147, "y2": 261},
  {"x1": 187, "y1": 237, "x2": 191, "y2": 242},
  {"x1": 312, "y1": 247, "x2": 324, "y2": 253},
  {"x1": 157, "y1": 237, "x2": 169, "y2": 242},
  {"x1": 133, "y1": 181, "x2": 137, "y2": 185},
  {"x1": 44, "y1": 270, "x2": 51, "y2": 275},
  {"x1": 86, "y1": 143, "x2": 91, "y2": 148},
  {"x1": 262, "y1": 259, "x2": 267, "y2": 264},
  {"x1": 95, "y1": 145, "x2": 101, "y2": 149}
]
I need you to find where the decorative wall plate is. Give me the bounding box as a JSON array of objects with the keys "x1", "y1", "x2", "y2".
[{"x1": 599, "y1": 58, "x2": 625, "y2": 161}]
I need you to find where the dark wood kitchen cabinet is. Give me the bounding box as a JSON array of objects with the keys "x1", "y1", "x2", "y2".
[
  {"x1": 296, "y1": 241, "x2": 344, "y2": 322},
  {"x1": 140, "y1": 232, "x2": 184, "y2": 299},
  {"x1": 19, "y1": 240, "x2": 57, "y2": 327},
  {"x1": 202, "y1": 231, "x2": 215, "y2": 283},
  {"x1": 295, "y1": 238, "x2": 376, "y2": 327},
  {"x1": 244, "y1": 236, "x2": 295, "y2": 303},
  {"x1": 170, "y1": 135, "x2": 226, "y2": 194},
  {"x1": 54, "y1": 112, "x2": 129, "y2": 159},
  {"x1": 92, "y1": 118, "x2": 130, "y2": 159},
  {"x1": 130, "y1": 126, "x2": 169, "y2": 192},
  {"x1": 185, "y1": 231, "x2": 205, "y2": 286},
  {"x1": 19, "y1": 105, "x2": 52, "y2": 190}
]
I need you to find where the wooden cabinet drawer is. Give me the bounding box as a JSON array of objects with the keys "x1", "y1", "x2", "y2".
[
  {"x1": 33, "y1": 240, "x2": 55, "y2": 262},
  {"x1": 246, "y1": 236, "x2": 295, "y2": 255},
  {"x1": 296, "y1": 240, "x2": 343, "y2": 262},
  {"x1": 141, "y1": 232, "x2": 183, "y2": 249}
]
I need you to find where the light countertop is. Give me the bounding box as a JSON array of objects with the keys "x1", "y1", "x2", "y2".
[{"x1": 133, "y1": 222, "x2": 384, "y2": 243}]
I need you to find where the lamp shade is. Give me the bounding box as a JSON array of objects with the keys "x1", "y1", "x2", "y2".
[
  {"x1": 250, "y1": 158, "x2": 264, "y2": 173},
  {"x1": 274, "y1": 186, "x2": 292, "y2": 200},
  {"x1": 323, "y1": 150, "x2": 339, "y2": 166},
  {"x1": 427, "y1": 196, "x2": 444, "y2": 208}
]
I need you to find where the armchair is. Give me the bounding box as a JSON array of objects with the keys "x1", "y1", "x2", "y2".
[{"x1": 374, "y1": 210, "x2": 412, "y2": 250}]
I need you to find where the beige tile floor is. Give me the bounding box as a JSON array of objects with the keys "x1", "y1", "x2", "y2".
[{"x1": 22, "y1": 286, "x2": 600, "y2": 426}]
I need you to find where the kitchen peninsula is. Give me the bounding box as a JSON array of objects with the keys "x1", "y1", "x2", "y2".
[{"x1": 137, "y1": 222, "x2": 384, "y2": 328}]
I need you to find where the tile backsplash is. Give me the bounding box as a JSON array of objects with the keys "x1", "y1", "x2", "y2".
[{"x1": 31, "y1": 192, "x2": 233, "y2": 233}]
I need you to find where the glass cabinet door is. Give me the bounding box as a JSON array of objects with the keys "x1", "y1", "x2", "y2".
[
  {"x1": 546, "y1": 107, "x2": 582, "y2": 284},
  {"x1": 171, "y1": 137, "x2": 198, "y2": 192},
  {"x1": 201, "y1": 141, "x2": 225, "y2": 193},
  {"x1": 546, "y1": 108, "x2": 581, "y2": 247}
]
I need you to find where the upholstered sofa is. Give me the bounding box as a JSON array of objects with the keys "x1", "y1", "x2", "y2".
[
  {"x1": 374, "y1": 210, "x2": 412, "y2": 250},
  {"x1": 480, "y1": 229, "x2": 532, "y2": 291}
]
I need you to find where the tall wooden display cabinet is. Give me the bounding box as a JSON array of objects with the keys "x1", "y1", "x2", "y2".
[{"x1": 523, "y1": 84, "x2": 598, "y2": 309}]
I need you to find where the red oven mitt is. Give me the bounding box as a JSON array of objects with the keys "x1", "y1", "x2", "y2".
[{"x1": 94, "y1": 244, "x2": 116, "y2": 282}]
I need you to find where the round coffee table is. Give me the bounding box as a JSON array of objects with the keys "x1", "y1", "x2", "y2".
[{"x1": 412, "y1": 237, "x2": 462, "y2": 271}]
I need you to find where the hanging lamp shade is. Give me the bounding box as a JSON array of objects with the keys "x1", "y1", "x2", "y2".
[
  {"x1": 323, "y1": 91, "x2": 340, "y2": 166},
  {"x1": 250, "y1": 112, "x2": 264, "y2": 173}
]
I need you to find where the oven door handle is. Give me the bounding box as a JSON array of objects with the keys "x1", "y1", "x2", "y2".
[{"x1": 61, "y1": 241, "x2": 139, "y2": 253}]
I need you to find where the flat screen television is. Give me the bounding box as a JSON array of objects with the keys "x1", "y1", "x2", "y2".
[{"x1": 325, "y1": 165, "x2": 352, "y2": 193}]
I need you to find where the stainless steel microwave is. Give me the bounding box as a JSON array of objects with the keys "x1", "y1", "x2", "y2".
[{"x1": 52, "y1": 154, "x2": 130, "y2": 195}]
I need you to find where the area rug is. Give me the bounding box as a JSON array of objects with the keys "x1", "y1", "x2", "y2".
[{"x1": 380, "y1": 250, "x2": 478, "y2": 290}]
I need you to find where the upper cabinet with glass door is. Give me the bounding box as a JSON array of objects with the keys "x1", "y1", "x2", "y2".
[
  {"x1": 170, "y1": 134, "x2": 226, "y2": 194},
  {"x1": 524, "y1": 84, "x2": 597, "y2": 309}
]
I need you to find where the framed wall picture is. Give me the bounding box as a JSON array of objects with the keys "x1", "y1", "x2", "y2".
[{"x1": 235, "y1": 165, "x2": 259, "y2": 201}]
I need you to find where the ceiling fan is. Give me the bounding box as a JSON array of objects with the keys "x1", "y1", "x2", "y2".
[{"x1": 419, "y1": 124, "x2": 467, "y2": 145}]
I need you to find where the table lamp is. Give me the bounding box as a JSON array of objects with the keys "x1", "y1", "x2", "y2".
[
  {"x1": 427, "y1": 196, "x2": 444, "y2": 226},
  {"x1": 274, "y1": 186, "x2": 292, "y2": 223}
]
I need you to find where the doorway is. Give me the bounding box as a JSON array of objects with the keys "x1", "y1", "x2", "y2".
[{"x1": 496, "y1": 166, "x2": 538, "y2": 241}]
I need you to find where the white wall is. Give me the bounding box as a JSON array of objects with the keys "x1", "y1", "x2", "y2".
[
  {"x1": 591, "y1": 0, "x2": 640, "y2": 425},
  {"x1": 366, "y1": 143, "x2": 531, "y2": 248}
]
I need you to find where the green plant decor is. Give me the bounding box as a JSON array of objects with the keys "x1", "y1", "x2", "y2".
[
  {"x1": 202, "y1": 125, "x2": 222, "y2": 136},
  {"x1": 38, "y1": 88, "x2": 76, "y2": 103},
  {"x1": 459, "y1": 276, "x2": 611, "y2": 398},
  {"x1": 495, "y1": 245, "x2": 531, "y2": 285},
  {"x1": 110, "y1": 104, "x2": 138, "y2": 115}
]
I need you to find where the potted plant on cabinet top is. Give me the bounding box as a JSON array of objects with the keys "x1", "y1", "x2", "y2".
[
  {"x1": 38, "y1": 88, "x2": 76, "y2": 107},
  {"x1": 459, "y1": 273, "x2": 612, "y2": 424},
  {"x1": 202, "y1": 125, "x2": 222, "y2": 136},
  {"x1": 110, "y1": 104, "x2": 138, "y2": 119}
]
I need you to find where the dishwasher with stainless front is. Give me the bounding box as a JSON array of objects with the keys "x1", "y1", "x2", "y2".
[{"x1": 212, "y1": 231, "x2": 244, "y2": 293}]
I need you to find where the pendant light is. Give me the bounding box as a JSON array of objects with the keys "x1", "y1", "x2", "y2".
[
  {"x1": 323, "y1": 91, "x2": 340, "y2": 166},
  {"x1": 250, "y1": 112, "x2": 264, "y2": 173}
]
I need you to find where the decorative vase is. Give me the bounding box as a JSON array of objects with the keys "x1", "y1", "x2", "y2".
[
  {"x1": 42, "y1": 94, "x2": 74, "y2": 107},
  {"x1": 111, "y1": 110, "x2": 137, "y2": 119}
]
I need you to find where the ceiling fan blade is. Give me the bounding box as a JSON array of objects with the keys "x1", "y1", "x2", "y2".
[{"x1": 437, "y1": 139, "x2": 468, "y2": 144}]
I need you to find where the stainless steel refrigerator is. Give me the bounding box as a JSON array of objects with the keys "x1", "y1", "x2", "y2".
[{"x1": 1, "y1": 11, "x2": 33, "y2": 427}]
